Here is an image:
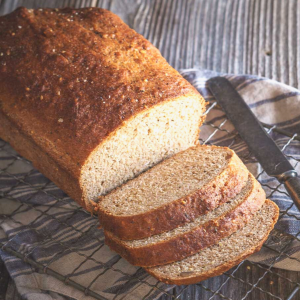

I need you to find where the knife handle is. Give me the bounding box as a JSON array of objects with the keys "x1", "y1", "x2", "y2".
[{"x1": 284, "y1": 176, "x2": 300, "y2": 211}]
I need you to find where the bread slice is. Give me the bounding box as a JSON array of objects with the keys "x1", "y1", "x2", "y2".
[
  {"x1": 97, "y1": 145, "x2": 248, "y2": 240},
  {"x1": 146, "y1": 200, "x2": 279, "y2": 285},
  {"x1": 0, "y1": 7, "x2": 206, "y2": 211},
  {"x1": 104, "y1": 173, "x2": 265, "y2": 266}
]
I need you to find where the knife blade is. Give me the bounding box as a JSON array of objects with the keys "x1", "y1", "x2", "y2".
[{"x1": 207, "y1": 76, "x2": 300, "y2": 211}]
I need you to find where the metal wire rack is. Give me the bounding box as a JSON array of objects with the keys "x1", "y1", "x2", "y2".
[
  {"x1": 1, "y1": 99, "x2": 300, "y2": 300},
  {"x1": 1, "y1": 1, "x2": 300, "y2": 300}
]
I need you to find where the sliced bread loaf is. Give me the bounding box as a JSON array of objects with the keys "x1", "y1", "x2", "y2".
[
  {"x1": 0, "y1": 7, "x2": 206, "y2": 211},
  {"x1": 97, "y1": 145, "x2": 248, "y2": 240},
  {"x1": 146, "y1": 199, "x2": 279, "y2": 285},
  {"x1": 104, "y1": 173, "x2": 265, "y2": 266}
]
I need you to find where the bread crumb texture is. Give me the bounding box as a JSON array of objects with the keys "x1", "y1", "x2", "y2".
[
  {"x1": 147, "y1": 200, "x2": 279, "y2": 282},
  {"x1": 110, "y1": 173, "x2": 263, "y2": 248},
  {"x1": 99, "y1": 146, "x2": 237, "y2": 215}
]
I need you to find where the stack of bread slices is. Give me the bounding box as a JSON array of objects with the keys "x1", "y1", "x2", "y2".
[{"x1": 97, "y1": 145, "x2": 279, "y2": 285}]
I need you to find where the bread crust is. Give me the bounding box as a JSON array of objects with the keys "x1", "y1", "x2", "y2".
[
  {"x1": 98, "y1": 147, "x2": 249, "y2": 240},
  {"x1": 146, "y1": 200, "x2": 279, "y2": 285},
  {"x1": 0, "y1": 111, "x2": 86, "y2": 208},
  {"x1": 104, "y1": 174, "x2": 266, "y2": 266},
  {"x1": 0, "y1": 7, "x2": 205, "y2": 208}
]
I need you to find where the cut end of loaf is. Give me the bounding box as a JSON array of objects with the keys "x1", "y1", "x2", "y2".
[
  {"x1": 80, "y1": 95, "x2": 205, "y2": 207},
  {"x1": 147, "y1": 200, "x2": 279, "y2": 285}
]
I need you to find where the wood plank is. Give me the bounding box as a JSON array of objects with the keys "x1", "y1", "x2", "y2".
[
  {"x1": 133, "y1": 0, "x2": 300, "y2": 88},
  {"x1": 0, "y1": 1, "x2": 300, "y2": 300}
]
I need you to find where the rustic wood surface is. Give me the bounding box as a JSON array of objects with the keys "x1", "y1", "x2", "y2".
[{"x1": 0, "y1": 0, "x2": 300, "y2": 299}]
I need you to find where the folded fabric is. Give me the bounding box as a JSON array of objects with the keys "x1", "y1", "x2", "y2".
[{"x1": 1, "y1": 69, "x2": 300, "y2": 300}]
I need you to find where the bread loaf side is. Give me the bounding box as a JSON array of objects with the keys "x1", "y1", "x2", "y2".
[{"x1": 0, "y1": 7, "x2": 206, "y2": 209}]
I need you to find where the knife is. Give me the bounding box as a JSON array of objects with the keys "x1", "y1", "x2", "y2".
[{"x1": 207, "y1": 76, "x2": 300, "y2": 211}]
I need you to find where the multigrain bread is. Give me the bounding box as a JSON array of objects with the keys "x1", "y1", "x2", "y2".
[
  {"x1": 104, "y1": 173, "x2": 266, "y2": 266},
  {"x1": 98, "y1": 145, "x2": 248, "y2": 240},
  {"x1": 0, "y1": 7, "x2": 206, "y2": 210},
  {"x1": 146, "y1": 199, "x2": 279, "y2": 285}
]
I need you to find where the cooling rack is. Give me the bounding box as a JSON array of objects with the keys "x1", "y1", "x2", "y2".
[
  {"x1": 1, "y1": 1, "x2": 300, "y2": 299},
  {"x1": 1, "y1": 99, "x2": 300, "y2": 300}
]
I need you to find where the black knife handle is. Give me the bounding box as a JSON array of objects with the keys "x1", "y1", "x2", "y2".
[{"x1": 284, "y1": 176, "x2": 300, "y2": 211}]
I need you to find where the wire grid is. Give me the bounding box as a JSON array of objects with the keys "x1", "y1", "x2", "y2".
[
  {"x1": 0, "y1": 2, "x2": 300, "y2": 299},
  {"x1": 0, "y1": 101, "x2": 300, "y2": 300}
]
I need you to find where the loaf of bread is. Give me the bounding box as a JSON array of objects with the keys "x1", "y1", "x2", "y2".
[
  {"x1": 98, "y1": 145, "x2": 249, "y2": 240},
  {"x1": 146, "y1": 200, "x2": 279, "y2": 285},
  {"x1": 104, "y1": 173, "x2": 266, "y2": 267},
  {"x1": 0, "y1": 7, "x2": 206, "y2": 209},
  {"x1": 1, "y1": 7, "x2": 279, "y2": 287}
]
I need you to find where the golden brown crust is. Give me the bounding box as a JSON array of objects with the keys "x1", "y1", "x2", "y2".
[
  {"x1": 104, "y1": 174, "x2": 266, "y2": 267},
  {"x1": 0, "y1": 7, "x2": 202, "y2": 175},
  {"x1": 98, "y1": 148, "x2": 249, "y2": 240},
  {"x1": 0, "y1": 110, "x2": 86, "y2": 208},
  {"x1": 146, "y1": 200, "x2": 279, "y2": 285},
  {"x1": 0, "y1": 7, "x2": 205, "y2": 207}
]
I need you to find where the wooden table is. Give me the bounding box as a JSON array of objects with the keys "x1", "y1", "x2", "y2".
[{"x1": 1, "y1": 0, "x2": 300, "y2": 299}]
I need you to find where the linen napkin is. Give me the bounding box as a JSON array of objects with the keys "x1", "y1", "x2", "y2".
[{"x1": 1, "y1": 69, "x2": 300, "y2": 300}]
